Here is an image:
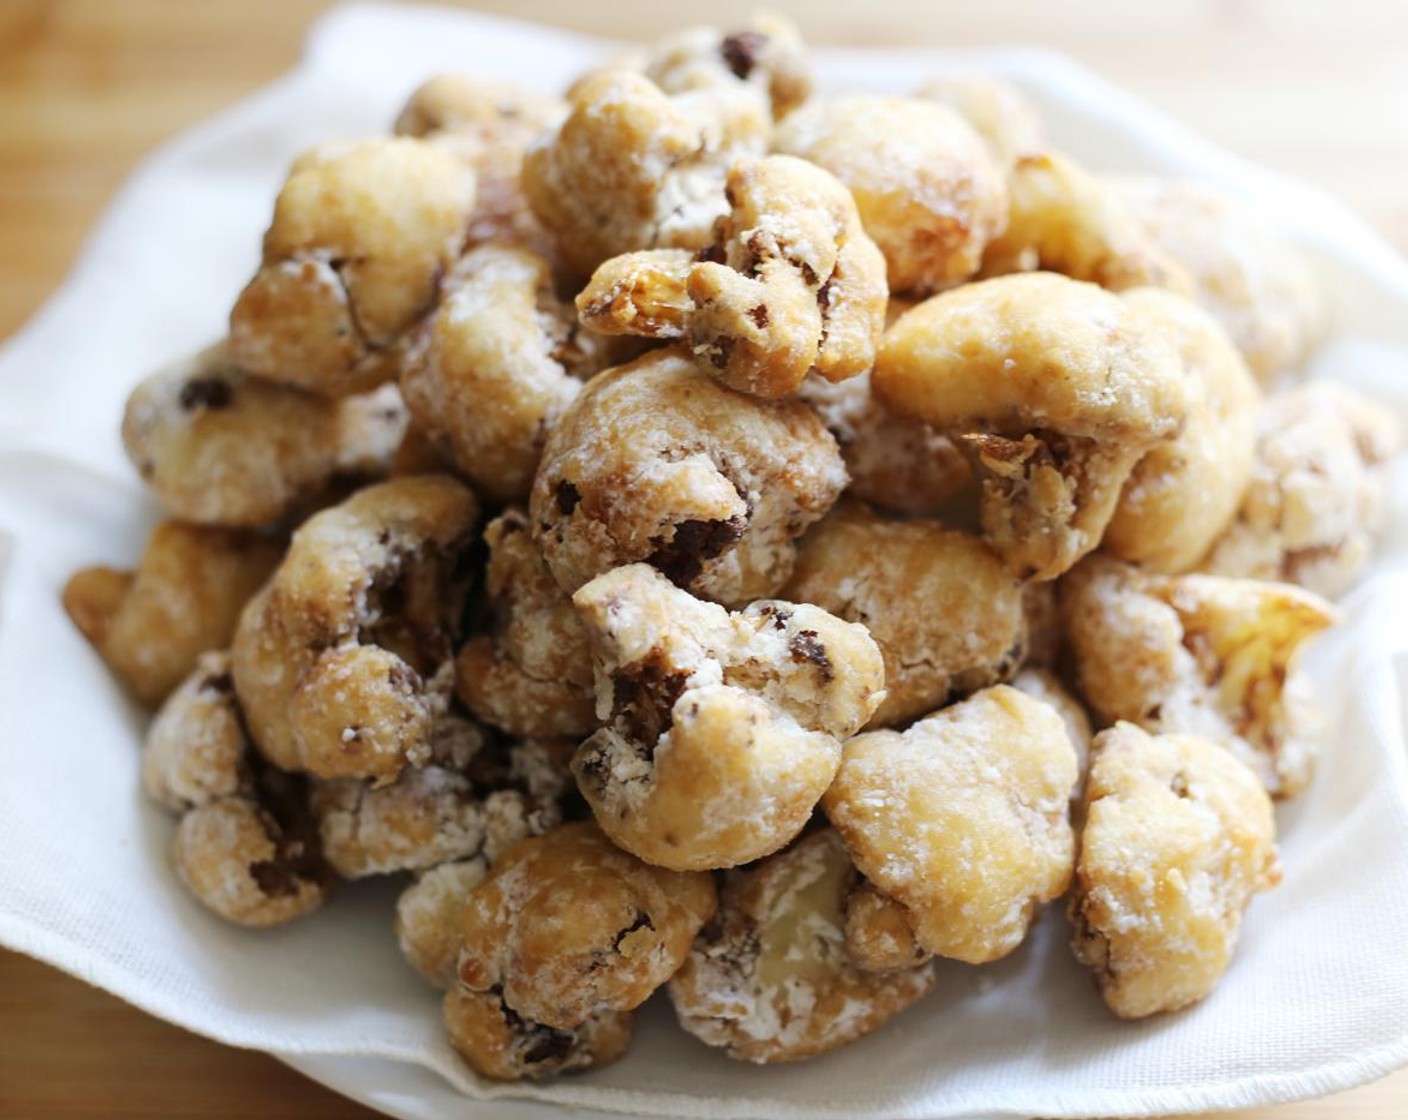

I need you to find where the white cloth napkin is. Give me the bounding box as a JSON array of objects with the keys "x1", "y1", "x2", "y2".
[{"x1": 3, "y1": 5, "x2": 1408, "y2": 1118}]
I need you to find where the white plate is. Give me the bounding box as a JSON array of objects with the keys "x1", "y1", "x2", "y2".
[{"x1": 4, "y1": 6, "x2": 1408, "y2": 1120}]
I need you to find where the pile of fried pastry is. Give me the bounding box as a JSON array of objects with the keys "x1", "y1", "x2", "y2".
[{"x1": 63, "y1": 13, "x2": 1400, "y2": 1082}]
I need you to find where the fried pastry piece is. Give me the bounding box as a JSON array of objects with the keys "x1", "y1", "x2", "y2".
[
  {"x1": 982, "y1": 152, "x2": 1192, "y2": 292},
  {"x1": 1111, "y1": 176, "x2": 1324, "y2": 380},
  {"x1": 578, "y1": 155, "x2": 886, "y2": 398},
  {"x1": 400, "y1": 244, "x2": 615, "y2": 504},
  {"x1": 231, "y1": 476, "x2": 480, "y2": 785},
  {"x1": 455, "y1": 510, "x2": 596, "y2": 739},
  {"x1": 669, "y1": 829, "x2": 934, "y2": 1063},
  {"x1": 230, "y1": 138, "x2": 475, "y2": 396},
  {"x1": 523, "y1": 68, "x2": 768, "y2": 277},
  {"x1": 147, "y1": 653, "x2": 329, "y2": 927},
  {"x1": 571, "y1": 564, "x2": 884, "y2": 871},
  {"x1": 394, "y1": 75, "x2": 563, "y2": 255},
  {"x1": 784, "y1": 502, "x2": 1026, "y2": 727},
  {"x1": 311, "y1": 716, "x2": 569, "y2": 878},
  {"x1": 444, "y1": 986, "x2": 633, "y2": 1082},
  {"x1": 122, "y1": 343, "x2": 409, "y2": 528},
  {"x1": 64, "y1": 520, "x2": 281, "y2": 707},
  {"x1": 1061, "y1": 556, "x2": 1339, "y2": 797},
  {"x1": 875, "y1": 272, "x2": 1188, "y2": 580},
  {"x1": 842, "y1": 880, "x2": 931, "y2": 974},
  {"x1": 797, "y1": 371, "x2": 971, "y2": 515},
  {"x1": 1104, "y1": 288, "x2": 1262, "y2": 572},
  {"x1": 824, "y1": 685, "x2": 1078, "y2": 965},
  {"x1": 1012, "y1": 667, "x2": 1094, "y2": 800},
  {"x1": 1203, "y1": 382, "x2": 1400, "y2": 598},
  {"x1": 914, "y1": 74, "x2": 1042, "y2": 168},
  {"x1": 397, "y1": 856, "x2": 488, "y2": 988},
  {"x1": 774, "y1": 94, "x2": 1007, "y2": 294},
  {"x1": 1070, "y1": 723, "x2": 1281, "y2": 1018},
  {"x1": 457, "y1": 821, "x2": 716, "y2": 1029},
  {"x1": 529, "y1": 346, "x2": 847, "y2": 607}
]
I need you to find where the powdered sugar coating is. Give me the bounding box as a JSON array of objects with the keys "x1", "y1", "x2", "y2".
[
  {"x1": 529, "y1": 346, "x2": 847, "y2": 607},
  {"x1": 230, "y1": 138, "x2": 475, "y2": 396},
  {"x1": 455, "y1": 510, "x2": 596, "y2": 739},
  {"x1": 457, "y1": 821, "x2": 715, "y2": 1030},
  {"x1": 571, "y1": 564, "x2": 885, "y2": 871},
  {"x1": 876, "y1": 272, "x2": 1189, "y2": 580},
  {"x1": 142, "y1": 651, "x2": 251, "y2": 813},
  {"x1": 1202, "y1": 382, "x2": 1400, "y2": 597},
  {"x1": 784, "y1": 502, "x2": 1026, "y2": 727},
  {"x1": 669, "y1": 829, "x2": 934, "y2": 1063},
  {"x1": 64, "y1": 520, "x2": 281, "y2": 708},
  {"x1": 1070, "y1": 723, "x2": 1281, "y2": 1018},
  {"x1": 824, "y1": 685, "x2": 1079, "y2": 965},
  {"x1": 775, "y1": 94, "x2": 1007, "y2": 294},
  {"x1": 1061, "y1": 556, "x2": 1339, "y2": 798},
  {"x1": 231, "y1": 476, "x2": 480, "y2": 785},
  {"x1": 578, "y1": 155, "x2": 886, "y2": 398},
  {"x1": 397, "y1": 857, "x2": 488, "y2": 989}
]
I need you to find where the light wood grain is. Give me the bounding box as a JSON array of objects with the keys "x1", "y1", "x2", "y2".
[{"x1": 3, "y1": 1, "x2": 1407, "y2": 1117}]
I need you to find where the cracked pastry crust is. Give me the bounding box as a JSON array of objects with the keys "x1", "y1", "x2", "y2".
[
  {"x1": 399, "y1": 243, "x2": 615, "y2": 504},
  {"x1": 577, "y1": 155, "x2": 887, "y2": 398},
  {"x1": 783, "y1": 502, "x2": 1026, "y2": 727},
  {"x1": 121, "y1": 343, "x2": 409, "y2": 528},
  {"x1": 774, "y1": 94, "x2": 1008, "y2": 294},
  {"x1": 1069, "y1": 722, "x2": 1281, "y2": 1019},
  {"x1": 64, "y1": 519, "x2": 281, "y2": 708},
  {"x1": 571, "y1": 563, "x2": 885, "y2": 871},
  {"x1": 1061, "y1": 556, "x2": 1339, "y2": 798},
  {"x1": 455, "y1": 510, "x2": 597, "y2": 739},
  {"x1": 824, "y1": 685, "x2": 1079, "y2": 965},
  {"x1": 981, "y1": 151, "x2": 1192, "y2": 292},
  {"x1": 1104, "y1": 288, "x2": 1262, "y2": 573},
  {"x1": 231, "y1": 476, "x2": 481, "y2": 786},
  {"x1": 149, "y1": 652, "x2": 330, "y2": 927},
  {"x1": 1202, "y1": 382, "x2": 1400, "y2": 598},
  {"x1": 457, "y1": 821, "x2": 716, "y2": 1030},
  {"x1": 529, "y1": 346, "x2": 847, "y2": 608},
  {"x1": 914, "y1": 74, "x2": 1042, "y2": 169},
  {"x1": 523, "y1": 68, "x2": 768, "y2": 279},
  {"x1": 668, "y1": 829, "x2": 934, "y2": 1063},
  {"x1": 229, "y1": 138, "x2": 475, "y2": 396},
  {"x1": 875, "y1": 272, "x2": 1189, "y2": 580},
  {"x1": 1110, "y1": 175, "x2": 1325, "y2": 381}
]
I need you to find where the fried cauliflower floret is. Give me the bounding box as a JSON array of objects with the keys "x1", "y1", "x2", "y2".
[
  {"x1": 148, "y1": 654, "x2": 329, "y2": 927},
  {"x1": 63, "y1": 520, "x2": 281, "y2": 708},
  {"x1": 633, "y1": 13, "x2": 811, "y2": 119},
  {"x1": 523, "y1": 68, "x2": 768, "y2": 278},
  {"x1": 310, "y1": 715, "x2": 568, "y2": 879},
  {"x1": 824, "y1": 685, "x2": 1078, "y2": 965},
  {"x1": 121, "y1": 343, "x2": 408, "y2": 528},
  {"x1": 578, "y1": 155, "x2": 886, "y2": 398},
  {"x1": 914, "y1": 73, "x2": 1042, "y2": 168},
  {"x1": 669, "y1": 829, "x2": 934, "y2": 1063},
  {"x1": 457, "y1": 821, "x2": 716, "y2": 1030},
  {"x1": 443, "y1": 986, "x2": 633, "y2": 1082},
  {"x1": 875, "y1": 273, "x2": 1189, "y2": 580},
  {"x1": 455, "y1": 510, "x2": 596, "y2": 739},
  {"x1": 1203, "y1": 382, "x2": 1400, "y2": 598},
  {"x1": 397, "y1": 857, "x2": 488, "y2": 989},
  {"x1": 229, "y1": 138, "x2": 475, "y2": 396},
  {"x1": 842, "y1": 880, "x2": 931, "y2": 974},
  {"x1": 784, "y1": 502, "x2": 1026, "y2": 727},
  {"x1": 1111, "y1": 176, "x2": 1324, "y2": 381},
  {"x1": 1070, "y1": 723, "x2": 1281, "y2": 1019},
  {"x1": 774, "y1": 94, "x2": 1007, "y2": 294},
  {"x1": 1061, "y1": 556, "x2": 1339, "y2": 797},
  {"x1": 982, "y1": 152, "x2": 1192, "y2": 293},
  {"x1": 796, "y1": 371, "x2": 971, "y2": 515},
  {"x1": 399, "y1": 244, "x2": 615, "y2": 504},
  {"x1": 231, "y1": 476, "x2": 480, "y2": 786},
  {"x1": 529, "y1": 347, "x2": 847, "y2": 607},
  {"x1": 1104, "y1": 288, "x2": 1262, "y2": 572},
  {"x1": 571, "y1": 564, "x2": 884, "y2": 871}
]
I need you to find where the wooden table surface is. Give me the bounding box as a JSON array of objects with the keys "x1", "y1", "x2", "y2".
[{"x1": 2, "y1": 1, "x2": 1406, "y2": 1117}]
